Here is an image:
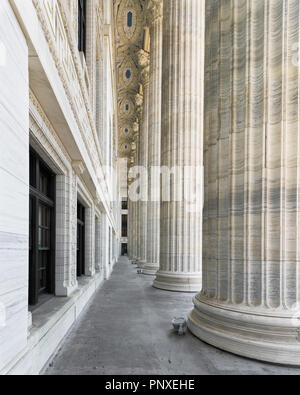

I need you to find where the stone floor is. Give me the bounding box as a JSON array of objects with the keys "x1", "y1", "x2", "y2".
[{"x1": 45, "y1": 257, "x2": 300, "y2": 375}]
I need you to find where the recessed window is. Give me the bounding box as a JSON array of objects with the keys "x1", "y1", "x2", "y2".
[
  {"x1": 77, "y1": 201, "x2": 85, "y2": 277},
  {"x1": 122, "y1": 215, "x2": 128, "y2": 237},
  {"x1": 125, "y1": 104, "x2": 129, "y2": 111},
  {"x1": 121, "y1": 243, "x2": 128, "y2": 256},
  {"x1": 124, "y1": 128, "x2": 129, "y2": 133},
  {"x1": 29, "y1": 149, "x2": 55, "y2": 306},
  {"x1": 127, "y1": 12, "x2": 133, "y2": 27},
  {"x1": 122, "y1": 199, "x2": 128, "y2": 210}
]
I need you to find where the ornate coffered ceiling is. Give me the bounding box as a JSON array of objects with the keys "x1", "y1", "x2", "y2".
[{"x1": 113, "y1": 0, "x2": 147, "y2": 166}]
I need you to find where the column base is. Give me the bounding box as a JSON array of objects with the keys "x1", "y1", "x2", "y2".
[
  {"x1": 136, "y1": 260, "x2": 146, "y2": 269},
  {"x1": 188, "y1": 295, "x2": 300, "y2": 366},
  {"x1": 143, "y1": 262, "x2": 159, "y2": 276},
  {"x1": 153, "y1": 271, "x2": 202, "y2": 293}
]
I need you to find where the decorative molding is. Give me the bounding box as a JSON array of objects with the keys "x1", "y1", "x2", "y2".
[
  {"x1": 137, "y1": 48, "x2": 150, "y2": 69},
  {"x1": 146, "y1": 0, "x2": 163, "y2": 25},
  {"x1": 32, "y1": 0, "x2": 106, "y2": 187},
  {"x1": 137, "y1": 48, "x2": 150, "y2": 87},
  {"x1": 114, "y1": 0, "x2": 146, "y2": 160},
  {"x1": 72, "y1": 160, "x2": 85, "y2": 176},
  {"x1": 29, "y1": 90, "x2": 71, "y2": 173}
]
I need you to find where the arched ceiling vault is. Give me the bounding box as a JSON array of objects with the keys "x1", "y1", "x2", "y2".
[{"x1": 113, "y1": 0, "x2": 148, "y2": 167}]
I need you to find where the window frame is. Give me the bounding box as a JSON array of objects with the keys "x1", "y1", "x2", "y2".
[
  {"x1": 77, "y1": 201, "x2": 85, "y2": 277},
  {"x1": 122, "y1": 214, "x2": 128, "y2": 238},
  {"x1": 29, "y1": 149, "x2": 56, "y2": 306}
]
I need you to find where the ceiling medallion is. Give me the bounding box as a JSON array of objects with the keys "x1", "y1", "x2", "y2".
[
  {"x1": 122, "y1": 66, "x2": 133, "y2": 86},
  {"x1": 117, "y1": 0, "x2": 143, "y2": 43},
  {"x1": 123, "y1": 0, "x2": 137, "y2": 40},
  {"x1": 120, "y1": 97, "x2": 135, "y2": 118},
  {"x1": 120, "y1": 125, "x2": 131, "y2": 134},
  {"x1": 119, "y1": 56, "x2": 137, "y2": 88}
]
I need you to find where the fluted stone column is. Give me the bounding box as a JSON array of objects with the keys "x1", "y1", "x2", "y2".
[
  {"x1": 133, "y1": 96, "x2": 143, "y2": 265},
  {"x1": 144, "y1": 0, "x2": 163, "y2": 276},
  {"x1": 95, "y1": 216, "x2": 101, "y2": 272},
  {"x1": 128, "y1": 196, "x2": 133, "y2": 259},
  {"x1": 131, "y1": 121, "x2": 139, "y2": 263},
  {"x1": 188, "y1": 0, "x2": 300, "y2": 365},
  {"x1": 131, "y1": 197, "x2": 137, "y2": 261},
  {"x1": 153, "y1": 0, "x2": 204, "y2": 292},
  {"x1": 137, "y1": 50, "x2": 150, "y2": 268},
  {"x1": 133, "y1": 199, "x2": 138, "y2": 261},
  {"x1": 128, "y1": 176, "x2": 137, "y2": 262}
]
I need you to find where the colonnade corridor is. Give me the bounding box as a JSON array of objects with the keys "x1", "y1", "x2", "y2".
[{"x1": 44, "y1": 257, "x2": 299, "y2": 376}]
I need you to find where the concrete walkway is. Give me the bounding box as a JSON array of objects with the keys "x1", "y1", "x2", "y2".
[{"x1": 45, "y1": 257, "x2": 300, "y2": 375}]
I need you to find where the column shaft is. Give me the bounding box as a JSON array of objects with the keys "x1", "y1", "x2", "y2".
[
  {"x1": 128, "y1": 197, "x2": 132, "y2": 259},
  {"x1": 132, "y1": 198, "x2": 138, "y2": 260},
  {"x1": 188, "y1": 0, "x2": 300, "y2": 366},
  {"x1": 153, "y1": 0, "x2": 205, "y2": 292},
  {"x1": 144, "y1": 0, "x2": 163, "y2": 275},
  {"x1": 137, "y1": 51, "x2": 150, "y2": 268}
]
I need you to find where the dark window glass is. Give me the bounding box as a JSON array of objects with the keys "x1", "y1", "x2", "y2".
[
  {"x1": 29, "y1": 149, "x2": 55, "y2": 306},
  {"x1": 39, "y1": 164, "x2": 53, "y2": 198},
  {"x1": 30, "y1": 152, "x2": 36, "y2": 188},
  {"x1": 122, "y1": 199, "x2": 128, "y2": 210},
  {"x1": 122, "y1": 215, "x2": 128, "y2": 238},
  {"x1": 78, "y1": 0, "x2": 86, "y2": 57},
  {"x1": 126, "y1": 69, "x2": 131, "y2": 79},
  {"x1": 77, "y1": 201, "x2": 85, "y2": 277},
  {"x1": 121, "y1": 243, "x2": 128, "y2": 256}
]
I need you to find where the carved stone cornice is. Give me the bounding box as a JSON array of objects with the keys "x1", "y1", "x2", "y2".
[
  {"x1": 133, "y1": 120, "x2": 140, "y2": 135},
  {"x1": 146, "y1": 0, "x2": 163, "y2": 26},
  {"x1": 73, "y1": 161, "x2": 85, "y2": 176},
  {"x1": 31, "y1": 0, "x2": 109, "y2": 188},
  {"x1": 135, "y1": 92, "x2": 144, "y2": 108},
  {"x1": 137, "y1": 48, "x2": 150, "y2": 69},
  {"x1": 137, "y1": 49, "x2": 150, "y2": 88},
  {"x1": 140, "y1": 65, "x2": 150, "y2": 87},
  {"x1": 135, "y1": 93, "x2": 144, "y2": 121}
]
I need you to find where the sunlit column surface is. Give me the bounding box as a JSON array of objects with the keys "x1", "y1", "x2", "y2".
[
  {"x1": 144, "y1": 0, "x2": 163, "y2": 276},
  {"x1": 153, "y1": 0, "x2": 205, "y2": 292},
  {"x1": 188, "y1": 0, "x2": 300, "y2": 365}
]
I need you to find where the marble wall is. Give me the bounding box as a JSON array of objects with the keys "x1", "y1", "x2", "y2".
[
  {"x1": 0, "y1": 0, "x2": 121, "y2": 374},
  {"x1": 0, "y1": 0, "x2": 29, "y2": 372}
]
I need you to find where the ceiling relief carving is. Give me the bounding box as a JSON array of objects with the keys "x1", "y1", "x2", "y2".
[
  {"x1": 117, "y1": 0, "x2": 143, "y2": 43},
  {"x1": 120, "y1": 97, "x2": 135, "y2": 118},
  {"x1": 119, "y1": 56, "x2": 138, "y2": 88},
  {"x1": 114, "y1": 0, "x2": 147, "y2": 165}
]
